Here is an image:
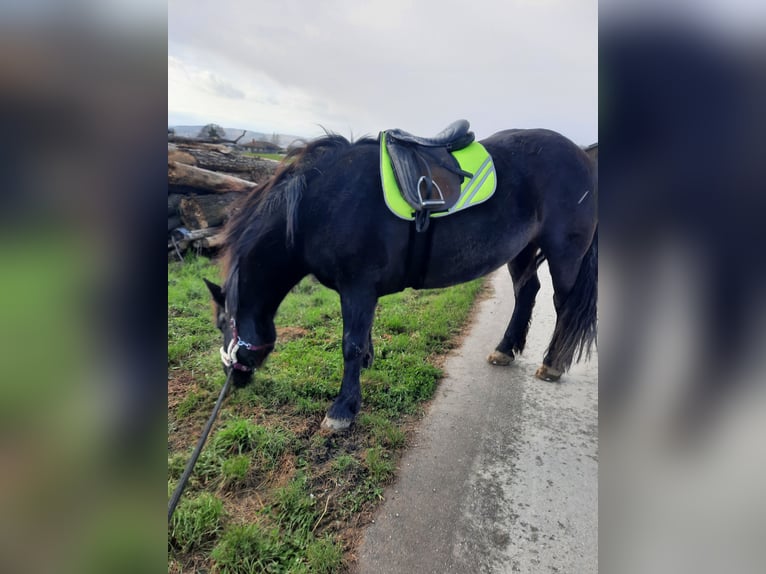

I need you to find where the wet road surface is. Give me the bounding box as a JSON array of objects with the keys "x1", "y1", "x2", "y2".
[{"x1": 355, "y1": 266, "x2": 598, "y2": 573}]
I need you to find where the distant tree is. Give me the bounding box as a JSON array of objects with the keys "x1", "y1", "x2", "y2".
[
  {"x1": 197, "y1": 123, "x2": 227, "y2": 141},
  {"x1": 271, "y1": 132, "x2": 280, "y2": 145},
  {"x1": 168, "y1": 127, "x2": 176, "y2": 139}
]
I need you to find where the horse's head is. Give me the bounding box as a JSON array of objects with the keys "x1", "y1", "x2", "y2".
[{"x1": 203, "y1": 278, "x2": 275, "y2": 387}]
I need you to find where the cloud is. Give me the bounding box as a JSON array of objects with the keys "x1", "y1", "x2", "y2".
[
  {"x1": 168, "y1": 56, "x2": 244, "y2": 100},
  {"x1": 168, "y1": 0, "x2": 597, "y2": 142},
  {"x1": 199, "y1": 71, "x2": 245, "y2": 99}
]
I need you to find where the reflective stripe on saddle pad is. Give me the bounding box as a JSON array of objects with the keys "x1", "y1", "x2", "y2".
[{"x1": 380, "y1": 131, "x2": 497, "y2": 221}]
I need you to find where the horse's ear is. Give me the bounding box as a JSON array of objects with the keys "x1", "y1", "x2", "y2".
[{"x1": 203, "y1": 278, "x2": 225, "y2": 307}]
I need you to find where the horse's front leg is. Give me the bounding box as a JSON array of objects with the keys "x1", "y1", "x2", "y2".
[
  {"x1": 362, "y1": 328, "x2": 375, "y2": 369},
  {"x1": 321, "y1": 289, "x2": 377, "y2": 431}
]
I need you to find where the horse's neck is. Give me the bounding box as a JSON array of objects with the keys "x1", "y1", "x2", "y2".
[{"x1": 240, "y1": 262, "x2": 306, "y2": 316}]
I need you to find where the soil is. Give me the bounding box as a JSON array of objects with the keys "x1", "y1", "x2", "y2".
[
  {"x1": 168, "y1": 370, "x2": 197, "y2": 411},
  {"x1": 277, "y1": 326, "x2": 310, "y2": 341}
]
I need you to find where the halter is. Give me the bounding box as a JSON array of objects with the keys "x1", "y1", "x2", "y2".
[{"x1": 219, "y1": 319, "x2": 274, "y2": 372}]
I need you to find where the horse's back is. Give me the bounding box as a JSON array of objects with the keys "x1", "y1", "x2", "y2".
[
  {"x1": 479, "y1": 128, "x2": 597, "y2": 252},
  {"x1": 482, "y1": 128, "x2": 596, "y2": 214},
  {"x1": 481, "y1": 128, "x2": 591, "y2": 170}
]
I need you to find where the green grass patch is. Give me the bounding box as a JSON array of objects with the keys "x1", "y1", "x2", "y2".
[
  {"x1": 212, "y1": 418, "x2": 295, "y2": 469},
  {"x1": 306, "y1": 536, "x2": 344, "y2": 574},
  {"x1": 209, "y1": 473, "x2": 341, "y2": 573},
  {"x1": 221, "y1": 454, "x2": 251, "y2": 485},
  {"x1": 175, "y1": 389, "x2": 204, "y2": 419},
  {"x1": 168, "y1": 253, "x2": 485, "y2": 571},
  {"x1": 331, "y1": 454, "x2": 359, "y2": 476},
  {"x1": 211, "y1": 523, "x2": 292, "y2": 574},
  {"x1": 274, "y1": 472, "x2": 317, "y2": 536},
  {"x1": 363, "y1": 446, "x2": 395, "y2": 483},
  {"x1": 168, "y1": 492, "x2": 225, "y2": 553},
  {"x1": 358, "y1": 412, "x2": 406, "y2": 448},
  {"x1": 168, "y1": 453, "x2": 186, "y2": 481}
]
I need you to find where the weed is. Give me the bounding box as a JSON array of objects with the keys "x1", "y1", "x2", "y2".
[{"x1": 169, "y1": 492, "x2": 225, "y2": 553}]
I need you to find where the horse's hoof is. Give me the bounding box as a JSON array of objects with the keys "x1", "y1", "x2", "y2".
[
  {"x1": 321, "y1": 415, "x2": 352, "y2": 432},
  {"x1": 487, "y1": 350, "x2": 514, "y2": 366},
  {"x1": 535, "y1": 365, "x2": 563, "y2": 382}
]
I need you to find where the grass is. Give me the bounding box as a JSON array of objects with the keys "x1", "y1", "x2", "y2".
[
  {"x1": 212, "y1": 418, "x2": 295, "y2": 467},
  {"x1": 210, "y1": 524, "x2": 292, "y2": 574},
  {"x1": 169, "y1": 492, "x2": 226, "y2": 554},
  {"x1": 221, "y1": 455, "x2": 251, "y2": 485},
  {"x1": 168, "y1": 253, "x2": 485, "y2": 571},
  {"x1": 362, "y1": 446, "x2": 394, "y2": 483}
]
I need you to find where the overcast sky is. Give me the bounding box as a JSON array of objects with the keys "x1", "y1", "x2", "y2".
[{"x1": 168, "y1": 0, "x2": 597, "y2": 144}]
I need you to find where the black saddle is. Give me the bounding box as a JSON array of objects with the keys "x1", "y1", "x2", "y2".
[
  {"x1": 383, "y1": 120, "x2": 476, "y2": 232},
  {"x1": 386, "y1": 119, "x2": 475, "y2": 150}
]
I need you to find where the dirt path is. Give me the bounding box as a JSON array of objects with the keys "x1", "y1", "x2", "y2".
[{"x1": 354, "y1": 266, "x2": 598, "y2": 573}]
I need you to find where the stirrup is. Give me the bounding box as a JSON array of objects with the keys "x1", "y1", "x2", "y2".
[{"x1": 416, "y1": 176, "x2": 446, "y2": 208}]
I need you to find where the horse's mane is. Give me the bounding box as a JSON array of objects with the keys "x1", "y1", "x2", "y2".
[{"x1": 219, "y1": 132, "x2": 375, "y2": 312}]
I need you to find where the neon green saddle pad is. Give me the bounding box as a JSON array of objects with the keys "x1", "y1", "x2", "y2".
[{"x1": 380, "y1": 133, "x2": 497, "y2": 220}]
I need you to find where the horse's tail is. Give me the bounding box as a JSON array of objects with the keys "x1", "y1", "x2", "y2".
[{"x1": 552, "y1": 228, "x2": 598, "y2": 369}]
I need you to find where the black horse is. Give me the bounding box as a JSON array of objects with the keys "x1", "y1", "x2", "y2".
[{"x1": 204, "y1": 126, "x2": 597, "y2": 430}]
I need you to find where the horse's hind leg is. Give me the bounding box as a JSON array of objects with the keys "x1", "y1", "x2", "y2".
[
  {"x1": 488, "y1": 244, "x2": 541, "y2": 366},
  {"x1": 537, "y1": 231, "x2": 598, "y2": 381}
]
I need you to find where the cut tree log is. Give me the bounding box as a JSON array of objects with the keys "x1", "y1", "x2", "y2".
[
  {"x1": 171, "y1": 226, "x2": 221, "y2": 242},
  {"x1": 168, "y1": 193, "x2": 183, "y2": 216},
  {"x1": 168, "y1": 226, "x2": 223, "y2": 253},
  {"x1": 197, "y1": 231, "x2": 228, "y2": 250},
  {"x1": 168, "y1": 142, "x2": 278, "y2": 182},
  {"x1": 168, "y1": 148, "x2": 197, "y2": 166},
  {"x1": 167, "y1": 215, "x2": 182, "y2": 232},
  {"x1": 178, "y1": 193, "x2": 243, "y2": 229},
  {"x1": 168, "y1": 161, "x2": 257, "y2": 194}
]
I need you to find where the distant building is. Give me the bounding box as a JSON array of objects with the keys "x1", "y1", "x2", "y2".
[{"x1": 241, "y1": 139, "x2": 284, "y2": 154}]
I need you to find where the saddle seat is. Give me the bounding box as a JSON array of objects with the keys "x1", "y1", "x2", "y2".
[
  {"x1": 382, "y1": 120, "x2": 476, "y2": 230},
  {"x1": 385, "y1": 119, "x2": 475, "y2": 150}
]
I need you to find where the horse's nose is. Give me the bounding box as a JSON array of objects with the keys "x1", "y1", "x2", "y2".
[
  {"x1": 231, "y1": 368, "x2": 253, "y2": 388},
  {"x1": 234, "y1": 346, "x2": 268, "y2": 369}
]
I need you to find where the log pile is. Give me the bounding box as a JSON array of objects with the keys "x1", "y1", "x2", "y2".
[{"x1": 168, "y1": 142, "x2": 279, "y2": 259}]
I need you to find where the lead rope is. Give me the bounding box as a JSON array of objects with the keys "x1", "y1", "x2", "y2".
[{"x1": 168, "y1": 370, "x2": 233, "y2": 522}]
